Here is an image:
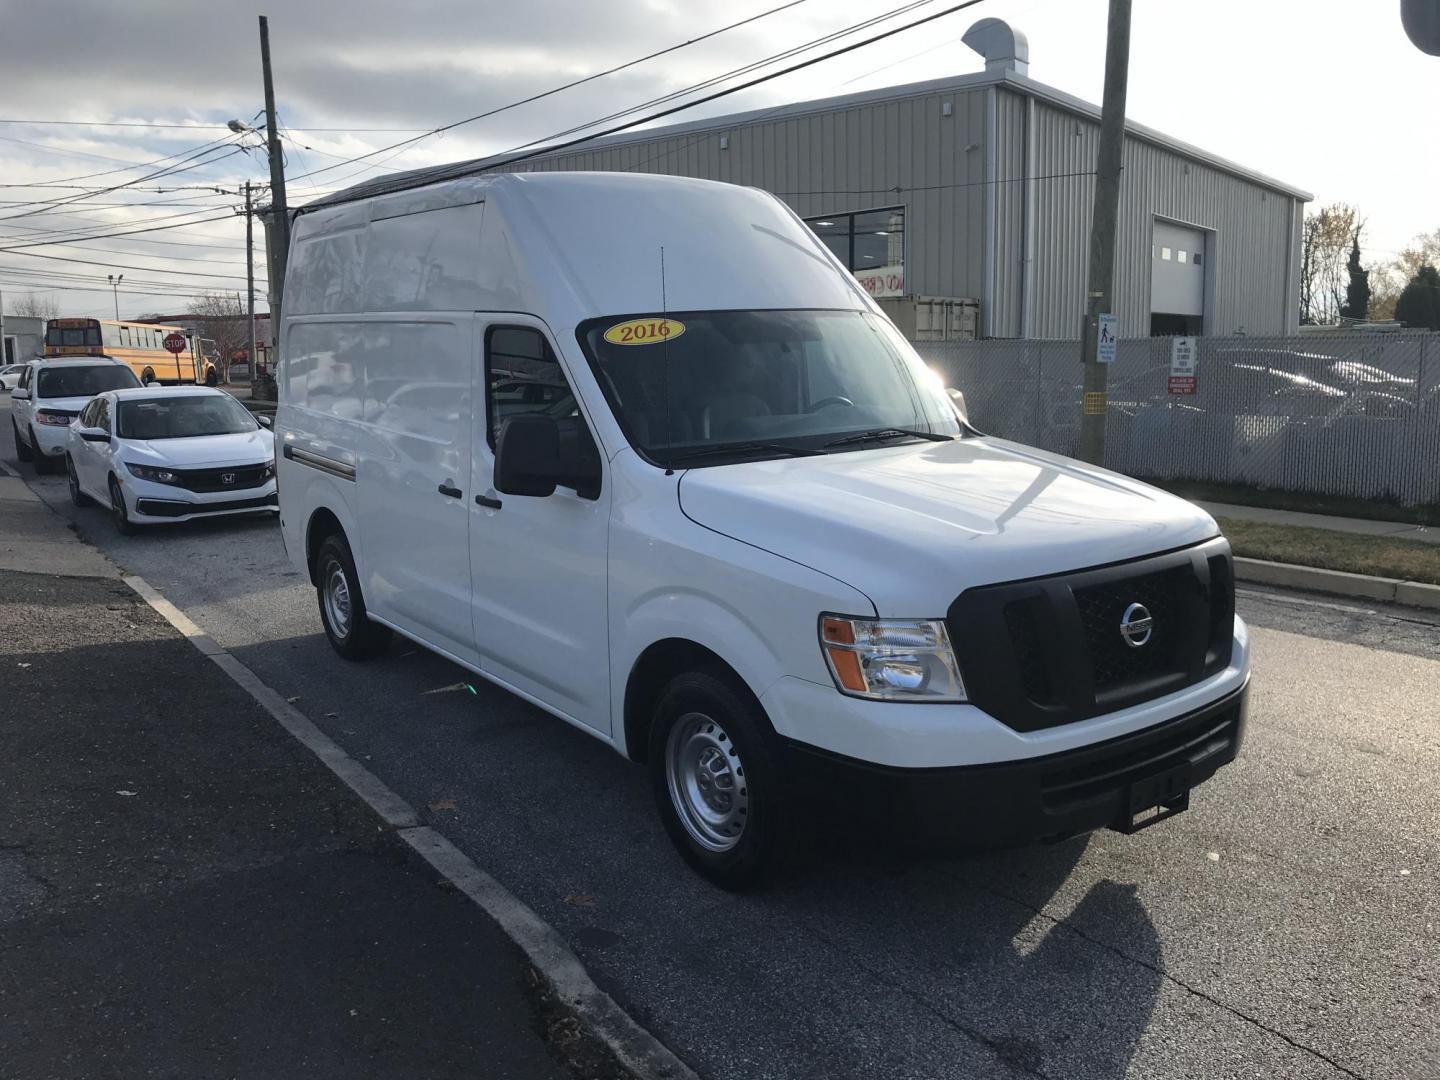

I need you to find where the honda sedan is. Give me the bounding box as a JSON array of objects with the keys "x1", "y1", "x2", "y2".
[{"x1": 66, "y1": 387, "x2": 277, "y2": 533}]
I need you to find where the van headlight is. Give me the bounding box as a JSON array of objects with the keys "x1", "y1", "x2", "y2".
[{"x1": 819, "y1": 615, "x2": 967, "y2": 702}]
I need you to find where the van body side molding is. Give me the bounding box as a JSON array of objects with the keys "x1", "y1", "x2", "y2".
[{"x1": 283, "y1": 444, "x2": 356, "y2": 482}]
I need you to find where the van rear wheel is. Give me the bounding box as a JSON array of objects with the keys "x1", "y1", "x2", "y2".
[
  {"x1": 648, "y1": 670, "x2": 790, "y2": 891},
  {"x1": 315, "y1": 533, "x2": 392, "y2": 660}
]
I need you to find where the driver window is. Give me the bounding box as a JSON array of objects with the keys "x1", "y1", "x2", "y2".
[
  {"x1": 96, "y1": 399, "x2": 111, "y2": 433},
  {"x1": 484, "y1": 326, "x2": 578, "y2": 448}
]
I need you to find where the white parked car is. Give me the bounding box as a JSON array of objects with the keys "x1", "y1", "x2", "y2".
[
  {"x1": 11, "y1": 357, "x2": 141, "y2": 473},
  {"x1": 0, "y1": 364, "x2": 26, "y2": 392},
  {"x1": 66, "y1": 386, "x2": 277, "y2": 533},
  {"x1": 277, "y1": 172, "x2": 1250, "y2": 889}
]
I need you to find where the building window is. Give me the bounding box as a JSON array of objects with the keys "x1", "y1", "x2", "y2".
[
  {"x1": 803, "y1": 206, "x2": 905, "y2": 298},
  {"x1": 1161, "y1": 247, "x2": 1172, "y2": 261},
  {"x1": 1177, "y1": 250, "x2": 1187, "y2": 264},
  {"x1": 1193, "y1": 252, "x2": 1203, "y2": 266}
]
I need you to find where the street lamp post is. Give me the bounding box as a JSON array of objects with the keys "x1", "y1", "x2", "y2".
[{"x1": 107, "y1": 274, "x2": 123, "y2": 320}]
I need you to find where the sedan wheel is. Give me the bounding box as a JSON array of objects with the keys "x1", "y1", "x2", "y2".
[
  {"x1": 67, "y1": 456, "x2": 93, "y2": 507},
  {"x1": 12, "y1": 420, "x2": 32, "y2": 462},
  {"x1": 108, "y1": 477, "x2": 136, "y2": 535}
]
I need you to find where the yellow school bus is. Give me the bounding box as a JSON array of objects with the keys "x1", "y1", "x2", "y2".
[{"x1": 43, "y1": 318, "x2": 219, "y2": 386}]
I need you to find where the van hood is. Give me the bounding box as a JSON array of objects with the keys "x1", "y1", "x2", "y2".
[
  {"x1": 676, "y1": 436, "x2": 1218, "y2": 615},
  {"x1": 120, "y1": 428, "x2": 274, "y2": 468}
]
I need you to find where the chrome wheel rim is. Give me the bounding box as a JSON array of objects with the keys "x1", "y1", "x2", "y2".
[
  {"x1": 323, "y1": 562, "x2": 353, "y2": 638},
  {"x1": 665, "y1": 711, "x2": 749, "y2": 852}
]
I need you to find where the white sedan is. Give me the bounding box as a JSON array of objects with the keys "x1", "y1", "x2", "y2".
[
  {"x1": 0, "y1": 364, "x2": 25, "y2": 391},
  {"x1": 66, "y1": 386, "x2": 277, "y2": 533}
]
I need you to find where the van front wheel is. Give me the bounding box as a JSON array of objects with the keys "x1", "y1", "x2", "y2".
[
  {"x1": 649, "y1": 670, "x2": 789, "y2": 891},
  {"x1": 315, "y1": 533, "x2": 392, "y2": 660}
]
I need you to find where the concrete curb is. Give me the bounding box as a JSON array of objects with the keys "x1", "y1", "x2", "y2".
[
  {"x1": 1235, "y1": 557, "x2": 1440, "y2": 611},
  {"x1": 119, "y1": 572, "x2": 699, "y2": 1080}
]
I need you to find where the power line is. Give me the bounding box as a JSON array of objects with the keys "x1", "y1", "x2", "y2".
[
  {"x1": 0, "y1": 241, "x2": 258, "y2": 281},
  {"x1": 338, "y1": 0, "x2": 991, "y2": 202},
  {"x1": 0, "y1": 143, "x2": 248, "y2": 222},
  {"x1": 502, "y1": 0, "x2": 939, "y2": 156},
  {"x1": 0, "y1": 119, "x2": 433, "y2": 132},
  {"x1": 0, "y1": 132, "x2": 241, "y2": 193},
  {"x1": 0, "y1": 211, "x2": 240, "y2": 252},
  {"x1": 288, "y1": 0, "x2": 815, "y2": 182}
]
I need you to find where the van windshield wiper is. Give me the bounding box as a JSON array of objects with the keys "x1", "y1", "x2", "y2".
[
  {"x1": 822, "y1": 427, "x2": 954, "y2": 450},
  {"x1": 667, "y1": 441, "x2": 827, "y2": 465}
]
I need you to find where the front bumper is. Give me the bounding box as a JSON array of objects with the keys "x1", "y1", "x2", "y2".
[
  {"x1": 124, "y1": 476, "x2": 279, "y2": 522},
  {"x1": 33, "y1": 422, "x2": 72, "y2": 457},
  {"x1": 784, "y1": 681, "x2": 1249, "y2": 849}
]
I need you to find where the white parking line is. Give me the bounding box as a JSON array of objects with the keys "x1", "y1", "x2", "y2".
[{"x1": 120, "y1": 571, "x2": 698, "y2": 1080}]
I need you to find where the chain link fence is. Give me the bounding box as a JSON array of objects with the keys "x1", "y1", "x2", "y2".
[{"x1": 913, "y1": 333, "x2": 1440, "y2": 506}]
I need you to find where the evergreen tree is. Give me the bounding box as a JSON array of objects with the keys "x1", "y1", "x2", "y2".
[
  {"x1": 1339, "y1": 236, "x2": 1370, "y2": 321},
  {"x1": 1394, "y1": 265, "x2": 1440, "y2": 330}
]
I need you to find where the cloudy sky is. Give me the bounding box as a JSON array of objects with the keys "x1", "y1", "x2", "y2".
[{"x1": 0, "y1": 0, "x2": 1434, "y2": 319}]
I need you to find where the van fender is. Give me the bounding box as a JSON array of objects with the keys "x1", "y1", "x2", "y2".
[{"x1": 295, "y1": 470, "x2": 363, "y2": 584}]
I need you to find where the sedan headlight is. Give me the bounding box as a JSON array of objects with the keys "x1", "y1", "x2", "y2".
[
  {"x1": 819, "y1": 615, "x2": 967, "y2": 702},
  {"x1": 125, "y1": 462, "x2": 180, "y2": 485}
]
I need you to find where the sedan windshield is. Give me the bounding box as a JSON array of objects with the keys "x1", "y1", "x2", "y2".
[
  {"x1": 116, "y1": 394, "x2": 258, "y2": 440},
  {"x1": 36, "y1": 365, "x2": 140, "y2": 398},
  {"x1": 577, "y1": 310, "x2": 960, "y2": 465}
]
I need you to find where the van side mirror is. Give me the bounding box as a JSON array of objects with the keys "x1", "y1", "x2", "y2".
[
  {"x1": 256, "y1": 414, "x2": 273, "y2": 428},
  {"x1": 946, "y1": 387, "x2": 969, "y2": 424},
  {"x1": 494, "y1": 414, "x2": 561, "y2": 497},
  {"x1": 11, "y1": 387, "x2": 28, "y2": 401}
]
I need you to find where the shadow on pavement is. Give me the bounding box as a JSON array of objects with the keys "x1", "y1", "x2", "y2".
[{"x1": 229, "y1": 625, "x2": 1166, "y2": 1080}]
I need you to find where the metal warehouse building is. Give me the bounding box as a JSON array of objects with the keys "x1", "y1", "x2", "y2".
[{"x1": 471, "y1": 18, "x2": 1312, "y2": 340}]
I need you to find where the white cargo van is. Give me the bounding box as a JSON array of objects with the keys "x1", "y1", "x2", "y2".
[{"x1": 276, "y1": 172, "x2": 1249, "y2": 888}]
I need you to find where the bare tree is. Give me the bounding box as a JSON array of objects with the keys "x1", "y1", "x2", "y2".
[
  {"x1": 11, "y1": 293, "x2": 59, "y2": 321},
  {"x1": 187, "y1": 291, "x2": 251, "y2": 384},
  {"x1": 1368, "y1": 226, "x2": 1440, "y2": 322},
  {"x1": 1299, "y1": 203, "x2": 1362, "y2": 325}
]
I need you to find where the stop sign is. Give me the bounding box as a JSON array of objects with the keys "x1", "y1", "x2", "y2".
[{"x1": 163, "y1": 331, "x2": 188, "y2": 354}]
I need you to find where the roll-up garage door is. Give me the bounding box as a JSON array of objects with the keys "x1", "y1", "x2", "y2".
[{"x1": 1151, "y1": 221, "x2": 1206, "y2": 335}]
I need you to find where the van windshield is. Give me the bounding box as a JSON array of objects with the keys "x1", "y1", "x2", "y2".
[{"x1": 577, "y1": 310, "x2": 960, "y2": 466}]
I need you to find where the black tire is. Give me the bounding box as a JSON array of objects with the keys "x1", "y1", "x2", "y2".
[
  {"x1": 648, "y1": 669, "x2": 791, "y2": 891},
  {"x1": 13, "y1": 419, "x2": 32, "y2": 462},
  {"x1": 30, "y1": 429, "x2": 55, "y2": 474},
  {"x1": 108, "y1": 475, "x2": 136, "y2": 536},
  {"x1": 66, "y1": 455, "x2": 93, "y2": 507},
  {"x1": 314, "y1": 532, "x2": 392, "y2": 661}
]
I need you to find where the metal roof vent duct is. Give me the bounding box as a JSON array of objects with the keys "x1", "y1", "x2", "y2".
[{"x1": 962, "y1": 18, "x2": 1030, "y2": 76}]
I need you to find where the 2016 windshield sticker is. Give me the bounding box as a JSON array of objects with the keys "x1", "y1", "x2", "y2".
[{"x1": 603, "y1": 318, "x2": 686, "y2": 346}]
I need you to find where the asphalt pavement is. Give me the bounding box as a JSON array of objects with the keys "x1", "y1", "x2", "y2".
[{"x1": 2, "y1": 395, "x2": 1436, "y2": 1080}]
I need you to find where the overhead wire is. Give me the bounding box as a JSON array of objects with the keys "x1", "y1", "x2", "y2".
[{"x1": 286, "y1": 0, "x2": 815, "y2": 182}]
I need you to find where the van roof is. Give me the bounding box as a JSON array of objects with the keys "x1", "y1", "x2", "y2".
[{"x1": 288, "y1": 172, "x2": 870, "y2": 322}]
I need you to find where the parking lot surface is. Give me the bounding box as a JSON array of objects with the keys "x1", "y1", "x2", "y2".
[{"x1": 5, "y1": 398, "x2": 1436, "y2": 1080}]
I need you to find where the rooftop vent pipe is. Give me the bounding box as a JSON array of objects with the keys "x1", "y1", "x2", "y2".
[{"x1": 962, "y1": 18, "x2": 1029, "y2": 76}]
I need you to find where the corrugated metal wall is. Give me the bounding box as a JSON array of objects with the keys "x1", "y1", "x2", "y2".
[
  {"x1": 502, "y1": 90, "x2": 993, "y2": 304},
  {"x1": 496, "y1": 85, "x2": 1301, "y2": 339},
  {"x1": 1026, "y1": 97, "x2": 1300, "y2": 339}
]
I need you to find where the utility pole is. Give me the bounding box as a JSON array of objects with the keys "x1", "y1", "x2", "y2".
[
  {"x1": 0, "y1": 287, "x2": 7, "y2": 366},
  {"x1": 107, "y1": 273, "x2": 123, "y2": 321},
  {"x1": 259, "y1": 15, "x2": 290, "y2": 330},
  {"x1": 1077, "y1": 0, "x2": 1132, "y2": 466},
  {"x1": 244, "y1": 180, "x2": 257, "y2": 387}
]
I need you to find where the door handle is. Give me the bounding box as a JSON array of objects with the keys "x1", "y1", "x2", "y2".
[
  {"x1": 437, "y1": 483, "x2": 462, "y2": 498},
  {"x1": 475, "y1": 494, "x2": 502, "y2": 510}
]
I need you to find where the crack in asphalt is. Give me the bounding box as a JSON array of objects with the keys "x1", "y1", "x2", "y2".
[
  {"x1": 796, "y1": 919, "x2": 1057, "y2": 1080},
  {"x1": 927, "y1": 867, "x2": 1371, "y2": 1080}
]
